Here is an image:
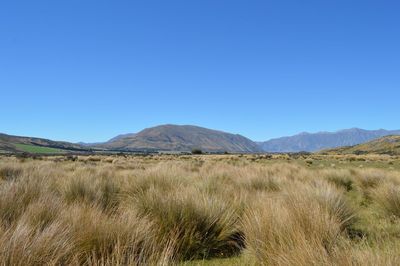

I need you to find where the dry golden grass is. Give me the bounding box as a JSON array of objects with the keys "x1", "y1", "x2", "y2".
[{"x1": 0, "y1": 154, "x2": 399, "y2": 265}]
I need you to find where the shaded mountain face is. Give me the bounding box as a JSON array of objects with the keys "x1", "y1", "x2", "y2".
[
  {"x1": 322, "y1": 135, "x2": 400, "y2": 155},
  {"x1": 259, "y1": 128, "x2": 400, "y2": 152},
  {"x1": 100, "y1": 125, "x2": 261, "y2": 153}
]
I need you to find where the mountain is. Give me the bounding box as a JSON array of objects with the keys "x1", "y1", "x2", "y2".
[
  {"x1": 321, "y1": 135, "x2": 400, "y2": 155},
  {"x1": 0, "y1": 133, "x2": 91, "y2": 154},
  {"x1": 259, "y1": 128, "x2": 400, "y2": 152},
  {"x1": 3, "y1": 126, "x2": 399, "y2": 155},
  {"x1": 99, "y1": 124, "x2": 262, "y2": 153},
  {"x1": 107, "y1": 133, "x2": 137, "y2": 143}
]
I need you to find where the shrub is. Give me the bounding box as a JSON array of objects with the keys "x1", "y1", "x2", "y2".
[
  {"x1": 191, "y1": 149, "x2": 203, "y2": 155},
  {"x1": 192, "y1": 149, "x2": 203, "y2": 154},
  {"x1": 65, "y1": 154, "x2": 77, "y2": 161}
]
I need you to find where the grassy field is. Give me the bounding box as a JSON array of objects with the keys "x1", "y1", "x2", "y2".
[
  {"x1": 14, "y1": 143, "x2": 65, "y2": 154},
  {"x1": 0, "y1": 154, "x2": 399, "y2": 265}
]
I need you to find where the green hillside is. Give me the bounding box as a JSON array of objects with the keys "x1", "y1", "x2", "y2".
[{"x1": 0, "y1": 133, "x2": 92, "y2": 154}]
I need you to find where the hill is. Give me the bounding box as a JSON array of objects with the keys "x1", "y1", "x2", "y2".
[
  {"x1": 321, "y1": 135, "x2": 400, "y2": 155},
  {"x1": 0, "y1": 133, "x2": 91, "y2": 154},
  {"x1": 99, "y1": 124, "x2": 261, "y2": 153},
  {"x1": 259, "y1": 128, "x2": 400, "y2": 152}
]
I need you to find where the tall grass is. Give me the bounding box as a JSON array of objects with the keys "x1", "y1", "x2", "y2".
[
  {"x1": 373, "y1": 184, "x2": 400, "y2": 218},
  {"x1": 242, "y1": 185, "x2": 349, "y2": 265},
  {"x1": 0, "y1": 155, "x2": 399, "y2": 265}
]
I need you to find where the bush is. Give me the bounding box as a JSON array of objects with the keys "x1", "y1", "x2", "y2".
[
  {"x1": 191, "y1": 149, "x2": 203, "y2": 155},
  {"x1": 65, "y1": 154, "x2": 77, "y2": 161}
]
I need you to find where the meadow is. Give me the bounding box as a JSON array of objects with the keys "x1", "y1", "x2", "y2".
[
  {"x1": 13, "y1": 144, "x2": 64, "y2": 154},
  {"x1": 0, "y1": 154, "x2": 399, "y2": 265}
]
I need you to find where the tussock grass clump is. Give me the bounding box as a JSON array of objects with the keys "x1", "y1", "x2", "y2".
[
  {"x1": 242, "y1": 181, "x2": 356, "y2": 266},
  {"x1": 57, "y1": 204, "x2": 161, "y2": 264},
  {"x1": 358, "y1": 170, "x2": 386, "y2": 190},
  {"x1": 0, "y1": 220, "x2": 74, "y2": 265},
  {"x1": 304, "y1": 180, "x2": 357, "y2": 231},
  {"x1": 243, "y1": 195, "x2": 341, "y2": 265},
  {"x1": 20, "y1": 195, "x2": 62, "y2": 230},
  {"x1": 0, "y1": 176, "x2": 43, "y2": 226},
  {"x1": 373, "y1": 184, "x2": 400, "y2": 218},
  {"x1": 0, "y1": 164, "x2": 23, "y2": 181},
  {"x1": 242, "y1": 175, "x2": 282, "y2": 192},
  {"x1": 60, "y1": 170, "x2": 121, "y2": 211},
  {"x1": 130, "y1": 187, "x2": 244, "y2": 260},
  {"x1": 63, "y1": 176, "x2": 97, "y2": 204},
  {"x1": 324, "y1": 169, "x2": 354, "y2": 191}
]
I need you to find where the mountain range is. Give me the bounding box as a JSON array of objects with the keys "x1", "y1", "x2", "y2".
[
  {"x1": 1, "y1": 125, "x2": 400, "y2": 154},
  {"x1": 258, "y1": 128, "x2": 400, "y2": 152}
]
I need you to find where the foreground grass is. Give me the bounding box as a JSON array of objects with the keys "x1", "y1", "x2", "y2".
[
  {"x1": 180, "y1": 257, "x2": 245, "y2": 265},
  {"x1": 0, "y1": 154, "x2": 399, "y2": 265}
]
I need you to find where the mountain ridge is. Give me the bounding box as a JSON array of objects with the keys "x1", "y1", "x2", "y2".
[
  {"x1": 259, "y1": 128, "x2": 400, "y2": 152},
  {"x1": 0, "y1": 133, "x2": 91, "y2": 154},
  {"x1": 2, "y1": 126, "x2": 400, "y2": 154}
]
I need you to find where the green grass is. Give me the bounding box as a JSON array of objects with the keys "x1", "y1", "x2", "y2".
[{"x1": 14, "y1": 143, "x2": 65, "y2": 154}]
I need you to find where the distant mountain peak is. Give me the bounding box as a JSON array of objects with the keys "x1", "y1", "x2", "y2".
[
  {"x1": 338, "y1": 128, "x2": 364, "y2": 133},
  {"x1": 298, "y1": 132, "x2": 310, "y2": 136}
]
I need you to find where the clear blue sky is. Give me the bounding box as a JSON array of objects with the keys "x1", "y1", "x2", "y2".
[{"x1": 1, "y1": 0, "x2": 399, "y2": 142}]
